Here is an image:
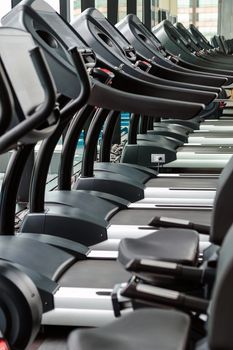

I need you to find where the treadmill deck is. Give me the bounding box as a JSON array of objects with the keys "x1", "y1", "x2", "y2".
[
  {"x1": 146, "y1": 177, "x2": 218, "y2": 188},
  {"x1": 110, "y1": 208, "x2": 212, "y2": 226}
]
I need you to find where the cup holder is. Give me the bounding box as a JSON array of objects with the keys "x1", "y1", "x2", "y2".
[
  {"x1": 98, "y1": 32, "x2": 113, "y2": 47},
  {"x1": 36, "y1": 30, "x2": 59, "y2": 49},
  {"x1": 137, "y1": 33, "x2": 149, "y2": 43}
]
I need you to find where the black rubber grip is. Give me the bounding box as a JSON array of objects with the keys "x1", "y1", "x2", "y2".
[
  {"x1": 149, "y1": 216, "x2": 210, "y2": 235},
  {"x1": 182, "y1": 294, "x2": 209, "y2": 313},
  {"x1": 89, "y1": 80, "x2": 204, "y2": 119}
]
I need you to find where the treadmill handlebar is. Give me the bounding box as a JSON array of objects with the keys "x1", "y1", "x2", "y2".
[
  {"x1": 0, "y1": 46, "x2": 57, "y2": 154},
  {"x1": 57, "y1": 47, "x2": 91, "y2": 121},
  {"x1": 0, "y1": 57, "x2": 14, "y2": 135},
  {"x1": 125, "y1": 258, "x2": 203, "y2": 284},
  {"x1": 149, "y1": 216, "x2": 210, "y2": 235},
  {"x1": 114, "y1": 69, "x2": 217, "y2": 105},
  {"x1": 69, "y1": 47, "x2": 91, "y2": 107},
  {"x1": 151, "y1": 63, "x2": 224, "y2": 91},
  {"x1": 121, "y1": 279, "x2": 209, "y2": 314},
  {"x1": 88, "y1": 80, "x2": 204, "y2": 119}
]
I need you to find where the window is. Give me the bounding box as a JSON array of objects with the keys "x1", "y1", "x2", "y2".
[
  {"x1": 70, "y1": 0, "x2": 81, "y2": 21},
  {"x1": 151, "y1": 0, "x2": 159, "y2": 27},
  {"x1": 177, "y1": 0, "x2": 192, "y2": 8},
  {"x1": 137, "y1": 0, "x2": 143, "y2": 21},
  {"x1": 95, "y1": 0, "x2": 107, "y2": 17},
  {"x1": 197, "y1": 0, "x2": 218, "y2": 7},
  {"x1": 177, "y1": 0, "x2": 218, "y2": 39},
  {"x1": 0, "y1": 1, "x2": 11, "y2": 21},
  {"x1": 118, "y1": 0, "x2": 127, "y2": 21}
]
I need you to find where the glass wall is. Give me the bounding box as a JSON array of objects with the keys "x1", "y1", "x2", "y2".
[
  {"x1": 70, "y1": 0, "x2": 108, "y2": 21},
  {"x1": 95, "y1": 0, "x2": 108, "y2": 17},
  {"x1": 196, "y1": 0, "x2": 218, "y2": 39},
  {"x1": 118, "y1": 0, "x2": 127, "y2": 21},
  {"x1": 137, "y1": 0, "x2": 143, "y2": 20},
  {"x1": 0, "y1": 1, "x2": 11, "y2": 21},
  {"x1": 177, "y1": 0, "x2": 193, "y2": 27},
  {"x1": 177, "y1": 0, "x2": 218, "y2": 40},
  {"x1": 69, "y1": 0, "x2": 161, "y2": 27},
  {"x1": 70, "y1": 0, "x2": 81, "y2": 21},
  {"x1": 151, "y1": 0, "x2": 159, "y2": 27}
]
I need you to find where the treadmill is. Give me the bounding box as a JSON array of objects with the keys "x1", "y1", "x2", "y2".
[
  {"x1": 68, "y1": 10, "x2": 233, "y2": 169},
  {"x1": 69, "y1": 10, "x2": 233, "y2": 174},
  {"x1": 81, "y1": 10, "x2": 233, "y2": 141},
  {"x1": 0, "y1": 23, "x2": 229, "y2": 283},
  {"x1": 117, "y1": 15, "x2": 233, "y2": 128},
  {"x1": 175, "y1": 22, "x2": 219, "y2": 56},
  {"x1": 153, "y1": 20, "x2": 233, "y2": 74},
  {"x1": 1, "y1": 1, "x2": 231, "y2": 252},
  {"x1": 0, "y1": 26, "x2": 208, "y2": 329},
  {"x1": 66, "y1": 224, "x2": 233, "y2": 350},
  {"x1": 58, "y1": 102, "x2": 218, "y2": 207},
  {"x1": 116, "y1": 15, "x2": 233, "y2": 131},
  {"x1": 0, "y1": 26, "x2": 136, "y2": 327},
  {"x1": 1, "y1": 13, "x2": 233, "y2": 322},
  {"x1": 179, "y1": 23, "x2": 233, "y2": 64},
  {"x1": 83, "y1": 13, "x2": 232, "y2": 196},
  {"x1": 6, "y1": 4, "x2": 233, "y2": 177},
  {"x1": 190, "y1": 23, "x2": 215, "y2": 50},
  {"x1": 3, "y1": 2, "x2": 220, "y2": 189},
  {"x1": 1, "y1": 0, "x2": 223, "y2": 207},
  {"x1": 114, "y1": 15, "x2": 232, "y2": 170},
  {"x1": 19, "y1": 76, "x2": 219, "y2": 253},
  {"x1": 2, "y1": 0, "x2": 232, "y2": 205}
]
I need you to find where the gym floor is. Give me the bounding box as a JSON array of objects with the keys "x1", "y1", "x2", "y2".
[{"x1": 29, "y1": 326, "x2": 77, "y2": 350}]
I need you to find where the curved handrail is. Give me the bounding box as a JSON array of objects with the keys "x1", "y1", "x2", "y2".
[
  {"x1": 29, "y1": 46, "x2": 91, "y2": 212},
  {"x1": 0, "y1": 46, "x2": 56, "y2": 153},
  {"x1": 0, "y1": 57, "x2": 14, "y2": 135}
]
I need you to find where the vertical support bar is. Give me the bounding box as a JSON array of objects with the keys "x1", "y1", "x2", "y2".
[
  {"x1": 143, "y1": 0, "x2": 151, "y2": 29},
  {"x1": 112, "y1": 117, "x2": 121, "y2": 144},
  {"x1": 128, "y1": 114, "x2": 140, "y2": 145},
  {"x1": 81, "y1": 109, "x2": 110, "y2": 178},
  {"x1": 107, "y1": 0, "x2": 119, "y2": 140},
  {"x1": 11, "y1": 0, "x2": 35, "y2": 205},
  {"x1": 17, "y1": 150, "x2": 34, "y2": 204},
  {"x1": 100, "y1": 110, "x2": 120, "y2": 162},
  {"x1": 59, "y1": 105, "x2": 95, "y2": 190},
  {"x1": 81, "y1": 0, "x2": 94, "y2": 11},
  {"x1": 60, "y1": 0, "x2": 70, "y2": 21},
  {"x1": 127, "y1": 0, "x2": 137, "y2": 14},
  {"x1": 107, "y1": 0, "x2": 118, "y2": 24},
  {"x1": 0, "y1": 145, "x2": 34, "y2": 235}
]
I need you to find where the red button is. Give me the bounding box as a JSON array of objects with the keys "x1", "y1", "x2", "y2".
[
  {"x1": 98, "y1": 68, "x2": 112, "y2": 74},
  {"x1": 0, "y1": 339, "x2": 10, "y2": 350}
]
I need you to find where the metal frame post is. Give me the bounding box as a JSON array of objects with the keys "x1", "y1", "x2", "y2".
[
  {"x1": 107, "y1": 0, "x2": 118, "y2": 24},
  {"x1": 60, "y1": 0, "x2": 71, "y2": 21},
  {"x1": 143, "y1": 0, "x2": 151, "y2": 29},
  {"x1": 127, "y1": 0, "x2": 137, "y2": 14},
  {"x1": 81, "y1": 0, "x2": 95, "y2": 11}
]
